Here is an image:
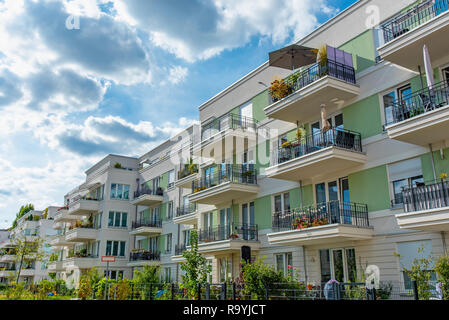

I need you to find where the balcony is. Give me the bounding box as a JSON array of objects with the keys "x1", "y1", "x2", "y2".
[
  {"x1": 49, "y1": 235, "x2": 74, "y2": 248},
  {"x1": 129, "y1": 220, "x2": 162, "y2": 236},
  {"x1": 266, "y1": 128, "x2": 366, "y2": 181},
  {"x1": 54, "y1": 207, "x2": 78, "y2": 223},
  {"x1": 378, "y1": 0, "x2": 449, "y2": 71},
  {"x1": 68, "y1": 198, "x2": 100, "y2": 216},
  {"x1": 171, "y1": 244, "x2": 187, "y2": 262},
  {"x1": 48, "y1": 261, "x2": 64, "y2": 272},
  {"x1": 63, "y1": 255, "x2": 99, "y2": 270},
  {"x1": 384, "y1": 80, "x2": 449, "y2": 145},
  {"x1": 192, "y1": 114, "x2": 258, "y2": 161},
  {"x1": 128, "y1": 250, "x2": 160, "y2": 267},
  {"x1": 131, "y1": 189, "x2": 164, "y2": 207},
  {"x1": 267, "y1": 201, "x2": 373, "y2": 246},
  {"x1": 396, "y1": 178, "x2": 449, "y2": 231},
  {"x1": 173, "y1": 203, "x2": 198, "y2": 225},
  {"x1": 197, "y1": 224, "x2": 260, "y2": 255},
  {"x1": 65, "y1": 227, "x2": 98, "y2": 242},
  {"x1": 0, "y1": 255, "x2": 15, "y2": 262},
  {"x1": 189, "y1": 165, "x2": 259, "y2": 205},
  {"x1": 175, "y1": 164, "x2": 199, "y2": 189},
  {"x1": 264, "y1": 59, "x2": 359, "y2": 124}
]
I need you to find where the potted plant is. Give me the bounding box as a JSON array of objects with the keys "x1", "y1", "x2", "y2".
[{"x1": 268, "y1": 77, "x2": 292, "y2": 101}]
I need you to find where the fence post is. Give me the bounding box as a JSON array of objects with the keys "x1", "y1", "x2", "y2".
[
  {"x1": 171, "y1": 283, "x2": 175, "y2": 300},
  {"x1": 197, "y1": 283, "x2": 201, "y2": 300},
  {"x1": 206, "y1": 283, "x2": 210, "y2": 300},
  {"x1": 232, "y1": 282, "x2": 236, "y2": 300},
  {"x1": 412, "y1": 280, "x2": 419, "y2": 300}
]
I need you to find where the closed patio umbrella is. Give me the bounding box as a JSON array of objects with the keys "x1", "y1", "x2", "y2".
[
  {"x1": 423, "y1": 44, "x2": 434, "y2": 90},
  {"x1": 269, "y1": 44, "x2": 318, "y2": 70},
  {"x1": 320, "y1": 104, "x2": 331, "y2": 132}
]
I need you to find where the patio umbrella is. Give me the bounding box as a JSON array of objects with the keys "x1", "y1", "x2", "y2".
[
  {"x1": 320, "y1": 104, "x2": 331, "y2": 132},
  {"x1": 269, "y1": 44, "x2": 318, "y2": 70},
  {"x1": 423, "y1": 44, "x2": 434, "y2": 90}
]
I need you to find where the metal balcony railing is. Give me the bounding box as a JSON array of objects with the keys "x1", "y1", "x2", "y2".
[
  {"x1": 402, "y1": 178, "x2": 449, "y2": 213},
  {"x1": 381, "y1": 0, "x2": 449, "y2": 43},
  {"x1": 133, "y1": 187, "x2": 164, "y2": 199},
  {"x1": 176, "y1": 203, "x2": 197, "y2": 217},
  {"x1": 192, "y1": 164, "x2": 257, "y2": 193},
  {"x1": 174, "y1": 244, "x2": 187, "y2": 256},
  {"x1": 198, "y1": 223, "x2": 259, "y2": 243},
  {"x1": 177, "y1": 163, "x2": 199, "y2": 180},
  {"x1": 272, "y1": 201, "x2": 370, "y2": 232},
  {"x1": 132, "y1": 220, "x2": 162, "y2": 229},
  {"x1": 201, "y1": 113, "x2": 257, "y2": 141},
  {"x1": 129, "y1": 251, "x2": 161, "y2": 262},
  {"x1": 270, "y1": 59, "x2": 356, "y2": 103},
  {"x1": 384, "y1": 80, "x2": 449, "y2": 127},
  {"x1": 275, "y1": 128, "x2": 363, "y2": 165}
]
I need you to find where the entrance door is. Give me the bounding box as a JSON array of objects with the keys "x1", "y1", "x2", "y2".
[{"x1": 319, "y1": 248, "x2": 357, "y2": 283}]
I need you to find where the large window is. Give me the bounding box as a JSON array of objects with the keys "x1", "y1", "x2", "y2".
[
  {"x1": 165, "y1": 233, "x2": 172, "y2": 254},
  {"x1": 382, "y1": 84, "x2": 412, "y2": 125},
  {"x1": 319, "y1": 248, "x2": 356, "y2": 283},
  {"x1": 167, "y1": 201, "x2": 174, "y2": 220},
  {"x1": 276, "y1": 252, "x2": 293, "y2": 277},
  {"x1": 93, "y1": 212, "x2": 102, "y2": 229},
  {"x1": 219, "y1": 257, "x2": 232, "y2": 282},
  {"x1": 183, "y1": 229, "x2": 191, "y2": 246},
  {"x1": 168, "y1": 170, "x2": 175, "y2": 189},
  {"x1": 164, "y1": 267, "x2": 171, "y2": 283},
  {"x1": 388, "y1": 157, "x2": 423, "y2": 206},
  {"x1": 108, "y1": 211, "x2": 128, "y2": 228},
  {"x1": 274, "y1": 192, "x2": 290, "y2": 214},
  {"x1": 110, "y1": 184, "x2": 130, "y2": 200},
  {"x1": 104, "y1": 270, "x2": 124, "y2": 280},
  {"x1": 106, "y1": 240, "x2": 126, "y2": 257}
]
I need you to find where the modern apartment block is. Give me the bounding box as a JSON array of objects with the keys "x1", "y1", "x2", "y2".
[
  {"x1": 0, "y1": 208, "x2": 60, "y2": 284},
  {"x1": 40, "y1": 0, "x2": 449, "y2": 293}
]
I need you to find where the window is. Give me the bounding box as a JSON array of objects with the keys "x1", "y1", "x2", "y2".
[
  {"x1": 167, "y1": 201, "x2": 174, "y2": 220},
  {"x1": 203, "y1": 212, "x2": 213, "y2": 230},
  {"x1": 388, "y1": 157, "x2": 423, "y2": 206},
  {"x1": 93, "y1": 212, "x2": 102, "y2": 229},
  {"x1": 397, "y1": 240, "x2": 436, "y2": 290},
  {"x1": 443, "y1": 66, "x2": 449, "y2": 85},
  {"x1": 319, "y1": 248, "x2": 356, "y2": 283},
  {"x1": 183, "y1": 229, "x2": 191, "y2": 246},
  {"x1": 110, "y1": 184, "x2": 130, "y2": 199},
  {"x1": 168, "y1": 170, "x2": 175, "y2": 188},
  {"x1": 382, "y1": 84, "x2": 412, "y2": 126},
  {"x1": 153, "y1": 177, "x2": 160, "y2": 191},
  {"x1": 106, "y1": 240, "x2": 126, "y2": 257},
  {"x1": 108, "y1": 212, "x2": 128, "y2": 228},
  {"x1": 165, "y1": 234, "x2": 172, "y2": 254},
  {"x1": 164, "y1": 267, "x2": 171, "y2": 283},
  {"x1": 148, "y1": 237, "x2": 158, "y2": 252},
  {"x1": 104, "y1": 270, "x2": 124, "y2": 280},
  {"x1": 276, "y1": 252, "x2": 293, "y2": 277},
  {"x1": 274, "y1": 192, "x2": 290, "y2": 215},
  {"x1": 219, "y1": 257, "x2": 232, "y2": 282}
]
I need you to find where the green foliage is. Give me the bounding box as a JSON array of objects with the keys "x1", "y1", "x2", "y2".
[
  {"x1": 401, "y1": 245, "x2": 434, "y2": 300},
  {"x1": 180, "y1": 230, "x2": 212, "y2": 299},
  {"x1": 11, "y1": 233, "x2": 45, "y2": 283},
  {"x1": 108, "y1": 279, "x2": 131, "y2": 300},
  {"x1": 376, "y1": 282, "x2": 393, "y2": 300},
  {"x1": 114, "y1": 162, "x2": 122, "y2": 169},
  {"x1": 240, "y1": 256, "x2": 287, "y2": 299},
  {"x1": 132, "y1": 265, "x2": 160, "y2": 299},
  {"x1": 4, "y1": 281, "x2": 31, "y2": 300},
  {"x1": 435, "y1": 255, "x2": 449, "y2": 300},
  {"x1": 37, "y1": 280, "x2": 54, "y2": 300},
  {"x1": 77, "y1": 275, "x2": 93, "y2": 300},
  {"x1": 11, "y1": 204, "x2": 34, "y2": 229},
  {"x1": 95, "y1": 278, "x2": 117, "y2": 300}
]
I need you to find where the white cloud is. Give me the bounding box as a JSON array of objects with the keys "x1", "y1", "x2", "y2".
[{"x1": 168, "y1": 66, "x2": 188, "y2": 85}]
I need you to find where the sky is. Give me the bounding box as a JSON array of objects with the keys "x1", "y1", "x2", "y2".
[{"x1": 0, "y1": 0, "x2": 358, "y2": 228}]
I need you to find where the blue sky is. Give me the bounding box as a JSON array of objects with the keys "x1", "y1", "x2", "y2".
[{"x1": 0, "y1": 0, "x2": 357, "y2": 228}]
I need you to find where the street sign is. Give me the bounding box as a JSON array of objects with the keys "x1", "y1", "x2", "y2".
[{"x1": 101, "y1": 256, "x2": 116, "y2": 263}]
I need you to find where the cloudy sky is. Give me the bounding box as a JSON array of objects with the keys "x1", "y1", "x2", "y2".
[{"x1": 0, "y1": 0, "x2": 356, "y2": 228}]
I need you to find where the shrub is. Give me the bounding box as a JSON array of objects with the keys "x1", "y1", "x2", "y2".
[
  {"x1": 268, "y1": 78, "x2": 291, "y2": 100},
  {"x1": 77, "y1": 275, "x2": 92, "y2": 300},
  {"x1": 435, "y1": 255, "x2": 449, "y2": 300}
]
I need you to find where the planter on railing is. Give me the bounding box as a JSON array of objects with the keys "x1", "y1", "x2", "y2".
[
  {"x1": 384, "y1": 80, "x2": 449, "y2": 127},
  {"x1": 272, "y1": 201, "x2": 369, "y2": 231},
  {"x1": 192, "y1": 164, "x2": 257, "y2": 193},
  {"x1": 276, "y1": 128, "x2": 363, "y2": 165},
  {"x1": 198, "y1": 223, "x2": 259, "y2": 243},
  {"x1": 402, "y1": 178, "x2": 449, "y2": 213},
  {"x1": 381, "y1": 0, "x2": 448, "y2": 43}
]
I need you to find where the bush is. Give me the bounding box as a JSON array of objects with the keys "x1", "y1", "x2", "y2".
[
  {"x1": 435, "y1": 255, "x2": 449, "y2": 300},
  {"x1": 77, "y1": 275, "x2": 92, "y2": 300}
]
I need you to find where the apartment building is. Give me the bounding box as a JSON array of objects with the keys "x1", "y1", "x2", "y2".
[
  {"x1": 46, "y1": 0, "x2": 449, "y2": 293},
  {"x1": 0, "y1": 208, "x2": 60, "y2": 284}
]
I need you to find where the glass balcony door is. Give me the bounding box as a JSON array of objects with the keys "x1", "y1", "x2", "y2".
[
  {"x1": 219, "y1": 208, "x2": 231, "y2": 240},
  {"x1": 242, "y1": 202, "x2": 255, "y2": 240}
]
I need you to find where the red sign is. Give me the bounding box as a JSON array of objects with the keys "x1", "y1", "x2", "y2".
[{"x1": 101, "y1": 256, "x2": 116, "y2": 263}]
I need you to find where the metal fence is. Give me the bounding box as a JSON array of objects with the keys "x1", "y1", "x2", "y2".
[
  {"x1": 176, "y1": 203, "x2": 197, "y2": 218},
  {"x1": 201, "y1": 113, "x2": 257, "y2": 141},
  {"x1": 198, "y1": 223, "x2": 259, "y2": 243},
  {"x1": 272, "y1": 201, "x2": 370, "y2": 231},
  {"x1": 132, "y1": 219, "x2": 162, "y2": 229},
  {"x1": 276, "y1": 128, "x2": 363, "y2": 165},
  {"x1": 385, "y1": 80, "x2": 449, "y2": 127},
  {"x1": 402, "y1": 178, "x2": 449, "y2": 213},
  {"x1": 192, "y1": 164, "x2": 257, "y2": 192},
  {"x1": 382, "y1": 0, "x2": 449, "y2": 43}
]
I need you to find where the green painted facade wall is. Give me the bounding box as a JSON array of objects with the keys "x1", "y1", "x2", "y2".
[
  {"x1": 421, "y1": 147, "x2": 449, "y2": 181},
  {"x1": 160, "y1": 172, "x2": 168, "y2": 190},
  {"x1": 160, "y1": 203, "x2": 167, "y2": 221},
  {"x1": 301, "y1": 184, "x2": 314, "y2": 207},
  {"x1": 348, "y1": 165, "x2": 390, "y2": 212},
  {"x1": 252, "y1": 90, "x2": 269, "y2": 122},
  {"x1": 289, "y1": 187, "x2": 301, "y2": 209},
  {"x1": 342, "y1": 94, "x2": 382, "y2": 139},
  {"x1": 256, "y1": 140, "x2": 270, "y2": 171},
  {"x1": 339, "y1": 29, "x2": 375, "y2": 73},
  {"x1": 254, "y1": 195, "x2": 272, "y2": 230}
]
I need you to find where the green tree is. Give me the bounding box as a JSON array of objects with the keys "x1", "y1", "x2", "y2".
[
  {"x1": 180, "y1": 230, "x2": 211, "y2": 299},
  {"x1": 435, "y1": 255, "x2": 449, "y2": 300},
  {"x1": 11, "y1": 204, "x2": 34, "y2": 229},
  {"x1": 11, "y1": 233, "x2": 45, "y2": 283},
  {"x1": 132, "y1": 265, "x2": 160, "y2": 299}
]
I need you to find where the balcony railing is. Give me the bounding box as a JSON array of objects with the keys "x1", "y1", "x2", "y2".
[
  {"x1": 198, "y1": 223, "x2": 259, "y2": 243},
  {"x1": 201, "y1": 113, "x2": 257, "y2": 141},
  {"x1": 174, "y1": 244, "x2": 187, "y2": 256},
  {"x1": 133, "y1": 187, "x2": 164, "y2": 199},
  {"x1": 382, "y1": 0, "x2": 449, "y2": 43},
  {"x1": 129, "y1": 251, "x2": 161, "y2": 262},
  {"x1": 270, "y1": 59, "x2": 356, "y2": 103},
  {"x1": 272, "y1": 201, "x2": 370, "y2": 231},
  {"x1": 177, "y1": 164, "x2": 199, "y2": 180},
  {"x1": 176, "y1": 203, "x2": 197, "y2": 217},
  {"x1": 192, "y1": 164, "x2": 257, "y2": 193},
  {"x1": 402, "y1": 178, "x2": 449, "y2": 213},
  {"x1": 132, "y1": 220, "x2": 162, "y2": 229},
  {"x1": 385, "y1": 80, "x2": 449, "y2": 127},
  {"x1": 275, "y1": 128, "x2": 363, "y2": 165}
]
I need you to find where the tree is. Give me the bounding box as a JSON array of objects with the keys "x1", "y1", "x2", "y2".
[
  {"x1": 11, "y1": 204, "x2": 34, "y2": 229},
  {"x1": 180, "y1": 230, "x2": 211, "y2": 299},
  {"x1": 11, "y1": 233, "x2": 45, "y2": 283}
]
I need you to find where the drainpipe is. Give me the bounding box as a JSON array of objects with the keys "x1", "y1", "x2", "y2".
[{"x1": 429, "y1": 144, "x2": 437, "y2": 180}]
